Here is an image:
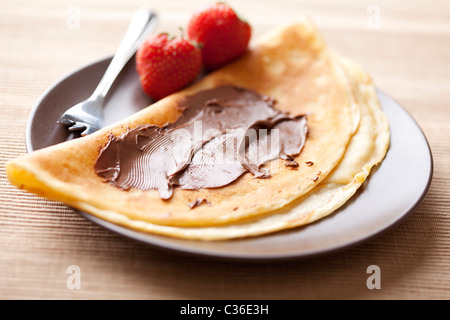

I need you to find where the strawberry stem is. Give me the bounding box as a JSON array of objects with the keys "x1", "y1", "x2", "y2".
[
  {"x1": 179, "y1": 26, "x2": 185, "y2": 38},
  {"x1": 166, "y1": 33, "x2": 176, "y2": 41}
]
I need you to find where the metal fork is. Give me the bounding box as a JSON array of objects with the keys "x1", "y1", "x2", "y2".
[{"x1": 58, "y1": 8, "x2": 158, "y2": 136}]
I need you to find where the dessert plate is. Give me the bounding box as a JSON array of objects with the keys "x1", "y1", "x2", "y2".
[{"x1": 26, "y1": 57, "x2": 433, "y2": 260}]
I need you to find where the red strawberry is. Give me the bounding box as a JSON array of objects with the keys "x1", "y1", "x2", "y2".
[
  {"x1": 187, "y1": 3, "x2": 252, "y2": 71},
  {"x1": 136, "y1": 33, "x2": 202, "y2": 100}
]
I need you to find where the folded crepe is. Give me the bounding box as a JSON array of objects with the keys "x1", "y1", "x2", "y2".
[{"x1": 6, "y1": 17, "x2": 389, "y2": 239}]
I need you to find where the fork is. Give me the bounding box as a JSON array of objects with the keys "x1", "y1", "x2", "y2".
[{"x1": 58, "y1": 8, "x2": 158, "y2": 136}]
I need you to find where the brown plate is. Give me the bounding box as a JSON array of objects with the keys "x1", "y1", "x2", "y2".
[{"x1": 26, "y1": 56, "x2": 433, "y2": 261}]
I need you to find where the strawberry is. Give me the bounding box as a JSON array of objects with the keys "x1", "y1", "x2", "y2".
[
  {"x1": 187, "y1": 3, "x2": 252, "y2": 71},
  {"x1": 136, "y1": 33, "x2": 202, "y2": 100}
]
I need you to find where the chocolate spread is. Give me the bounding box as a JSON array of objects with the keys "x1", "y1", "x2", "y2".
[{"x1": 95, "y1": 86, "x2": 308, "y2": 200}]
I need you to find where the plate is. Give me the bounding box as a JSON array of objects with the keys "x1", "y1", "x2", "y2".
[{"x1": 26, "y1": 56, "x2": 433, "y2": 260}]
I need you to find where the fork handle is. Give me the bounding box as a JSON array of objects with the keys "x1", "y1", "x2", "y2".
[{"x1": 91, "y1": 8, "x2": 158, "y2": 100}]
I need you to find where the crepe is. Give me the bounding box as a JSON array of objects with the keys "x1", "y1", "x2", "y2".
[
  {"x1": 7, "y1": 18, "x2": 361, "y2": 228},
  {"x1": 54, "y1": 55, "x2": 389, "y2": 240}
]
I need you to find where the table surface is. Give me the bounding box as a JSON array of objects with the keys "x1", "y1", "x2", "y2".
[{"x1": 1, "y1": 0, "x2": 449, "y2": 300}]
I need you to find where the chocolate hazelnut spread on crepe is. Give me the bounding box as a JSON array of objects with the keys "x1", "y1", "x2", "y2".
[{"x1": 95, "y1": 86, "x2": 308, "y2": 199}]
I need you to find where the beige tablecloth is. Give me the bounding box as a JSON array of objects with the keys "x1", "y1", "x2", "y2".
[{"x1": 1, "y1": 0, "x2": 449, "y2": 300}]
